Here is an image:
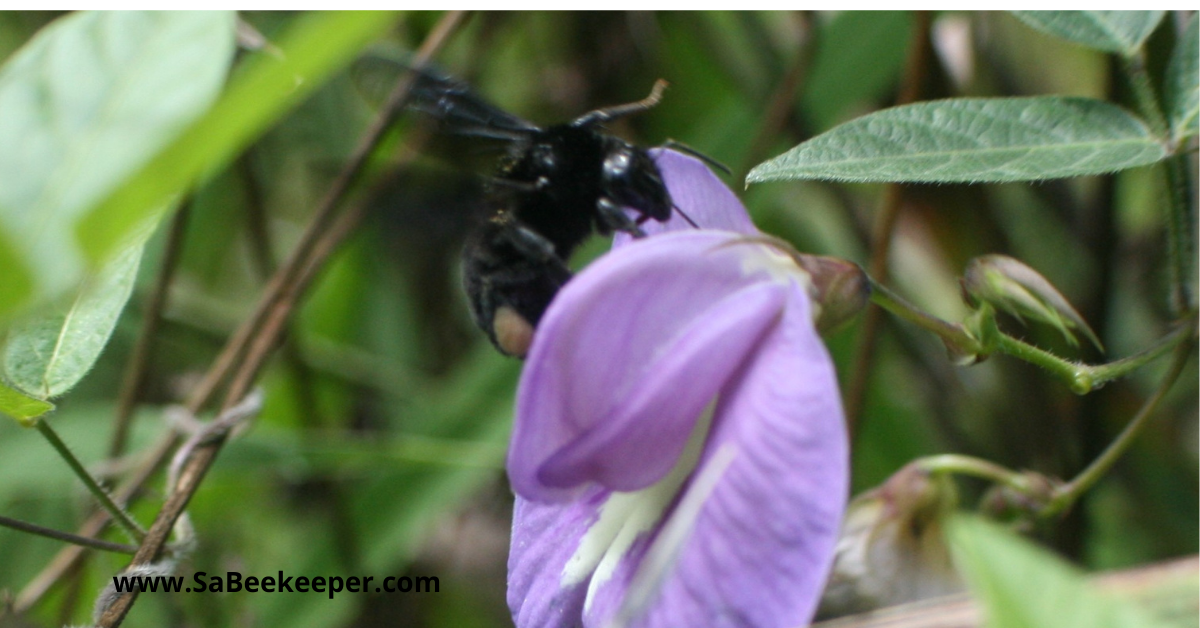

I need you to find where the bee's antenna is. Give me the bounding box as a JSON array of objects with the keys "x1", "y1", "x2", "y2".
[
  {"x1": 660, "y1": 140, "x2": 732, "y2": 176},
  {"x1": 571, "y1": 79, "x2": 669, "y2": 128},
  {"x1": 673, "y1": 204, "x2": 700, "y2": 229}
]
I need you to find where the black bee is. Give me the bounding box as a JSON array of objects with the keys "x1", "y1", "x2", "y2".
[{"x1": 404, "y1": 68, "x2": 678, "y2": 357}]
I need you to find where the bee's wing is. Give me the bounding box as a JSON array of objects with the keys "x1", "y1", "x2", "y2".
[
  {"x1": 353, "y1": 53, "x2": 539, "y2": 141},
  {"x1": 408, "y1": 70, "x2": 540, "y2": 140}
]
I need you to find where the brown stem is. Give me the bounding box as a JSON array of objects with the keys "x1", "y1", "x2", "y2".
[
  {"x1": 844, "y1": 11, "x2": 933, "y2": 441},
  {"x1": 92, "y1": 12, "x2": 467, "y2": 627}
]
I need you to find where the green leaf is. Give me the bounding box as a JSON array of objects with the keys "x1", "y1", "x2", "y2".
[
  {"x1": 1, "y1": 242, "x2": 143, "y2": 399},
  {"x1": 0, "y1": 11, "x2": 236, "y2": 317},
  {"x1": 76, "y1": 10, "x2": 402, "y2": 265},
  {"x1": 949, "y1": 516, "x2": 1173, "y2": 628},
  {"x1": 746, "y1": 97, "x2": 1168, "y2": 184},
  {"x1": 1011, "y1": 11, "x2": 1164, "y2": 56},
  {"x1": 1165, "y1": 13, "x2": 1198, "y2": 140},
  {"x1": 0, "y1": 380, "x2": 53, "y2": 426}
]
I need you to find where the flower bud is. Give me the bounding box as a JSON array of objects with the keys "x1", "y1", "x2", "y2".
[
  {"x1": 979, "y1": 472, "x2": 1057, "y2": 527},
  {"x1": 962, "y1": 255, "x2": 1102, "y2": 351},
  {"x1": 817, "y1": 463, "x2": 963, "y2": 619},
  {"x1": 793, "y1": 254, "x2": 870, "y2": 335}
]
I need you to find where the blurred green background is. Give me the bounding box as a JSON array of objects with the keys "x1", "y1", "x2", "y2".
[{"x1": 0, "y1": 11, "x2": 1194, "y2": 628}]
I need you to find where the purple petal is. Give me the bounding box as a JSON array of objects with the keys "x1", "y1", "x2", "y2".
[
  {"x1": 537, "y1": 282, "x2": 784, "y2": 492},
  {"x1": 509, "y1": 230, "x2": 794, "y2": 502},
  {"x1": 508, "y1": 486, "x2": 609, "y2": 628},
  {"x1": 585, "y1": 281, "x2": 848, "y2": 627},
  {"x1": 507, "y1": 243, "x2": 848, "y2": 627},
  {"x1": 614, "y1": 149, "x2": 759, "y2": 248}
]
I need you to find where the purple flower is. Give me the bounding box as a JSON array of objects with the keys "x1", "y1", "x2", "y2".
[{"x1": 506, "y1": 150, "x2": 849, "y2": 628}]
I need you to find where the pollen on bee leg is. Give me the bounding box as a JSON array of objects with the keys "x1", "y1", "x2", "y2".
[{"x1": 494, "y1": 306, "x2": 536, "y2": 357}]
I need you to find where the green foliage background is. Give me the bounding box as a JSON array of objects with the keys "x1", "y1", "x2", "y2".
[{"x1": 0, "y1": 11, "x2": 1194, "y2": 628}]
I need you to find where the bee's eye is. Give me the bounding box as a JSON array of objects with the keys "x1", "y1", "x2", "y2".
[{"x1": 604, "y1": 148, "x2": 632, "y2": 178}]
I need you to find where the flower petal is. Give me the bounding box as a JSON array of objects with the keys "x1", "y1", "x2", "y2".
[
  {"x1": 585, "y1": 281, "x2": 849, "y2": 628},
  {"x1": 508, "y1": 268, "x2": 848, "y2": 628},
  {"x1": 614, "y1": 149, "x2": 759, "y2": 248},
  {"x1": 508, "y1": 486, "x2": 609, "y2": 628},
  {"x1": 537, "y1": 281, "x2": 783, "y2": 492},
  {"x1": 509, "y1": 409, "x2": 714, "y2": 628},
  {"x1": 509, "y1": 230, "x2": 803, "y2": 502}
]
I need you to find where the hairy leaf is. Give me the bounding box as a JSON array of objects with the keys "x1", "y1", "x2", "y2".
[
  {"x1": 1165, "y1": 13, "x2": 1198, "y2": 140},
  {"x1": 1, "y1": 243, "x2": 142, "y2": 399},
  {"x1": 746, "y1": 97, "x2": 1167, "y2": 184},
  {"x1": 949, "y1": 517, "x2": 1171, "y2": 628},
  {"x1": 1012, "y1": 11, "x2": 1164, "y2": 56},
  {"x1": 0, "y1": 11, "x2": 235, "y2": 316},
  {"x1": 76, "y1": 11, "x2": 402, "y2": 265}
]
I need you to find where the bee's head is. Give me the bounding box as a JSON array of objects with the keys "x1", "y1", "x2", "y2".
[{"x1": 603, "y1": 145, "x2": 672, "y2": 223}]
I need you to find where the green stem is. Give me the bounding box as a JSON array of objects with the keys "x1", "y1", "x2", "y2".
[
  {"x1": 1085, "y1": 320, "x2": 1194, "y2": 384},
  {"x1": 994, "y1": 333, "x2": 1089, "y2": 391},
  {"x1": 34, "y1": 421, "x2": 145, "y2": 542},
  {"x1": 0, "y1": 515, "x2": 137, "y2": 555},
  {"x1": 868, "y1": 279, "x2": 982, "y2": 358},
  {"x1": 1123, "y1": 52, "x2": 1195, "y2": 314},
  {"x1": 871, "y1": 275, "x2": 1192, "y2": 391},
  {"x1": 1163, "y1": 153, "x2": 1196, "y2": 313},
  {"x1": 996, "y1": 318, "x2": 1194, "y2": 393},
  {"x1": 915, "y1": 454, "x2": 1028, "y2": 491},
  {"x1": 1041, "y1": 336, "x2": 1195, "y2": 518}
]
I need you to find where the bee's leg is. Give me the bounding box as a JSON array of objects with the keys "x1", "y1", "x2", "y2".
[
  {"x1": 463, "y1": 221, "x2": 569, "y2": 358},
  {"x1": 596, "y1": 197, "x2": 647, "y2": 238},
  {"x1": 672, "y1": 204, "x2": 700, "y2": 228},
  {"x1": 487, "y1": 175, "x2": 550, "y2": 193},
  {"x1": 504, "y1": 222, "x2": 559, "y2": 262}
]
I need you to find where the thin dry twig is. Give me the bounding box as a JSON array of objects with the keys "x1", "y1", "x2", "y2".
[{"x1": 92, "y1": 12, "x2": 468, "y2": 627}]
